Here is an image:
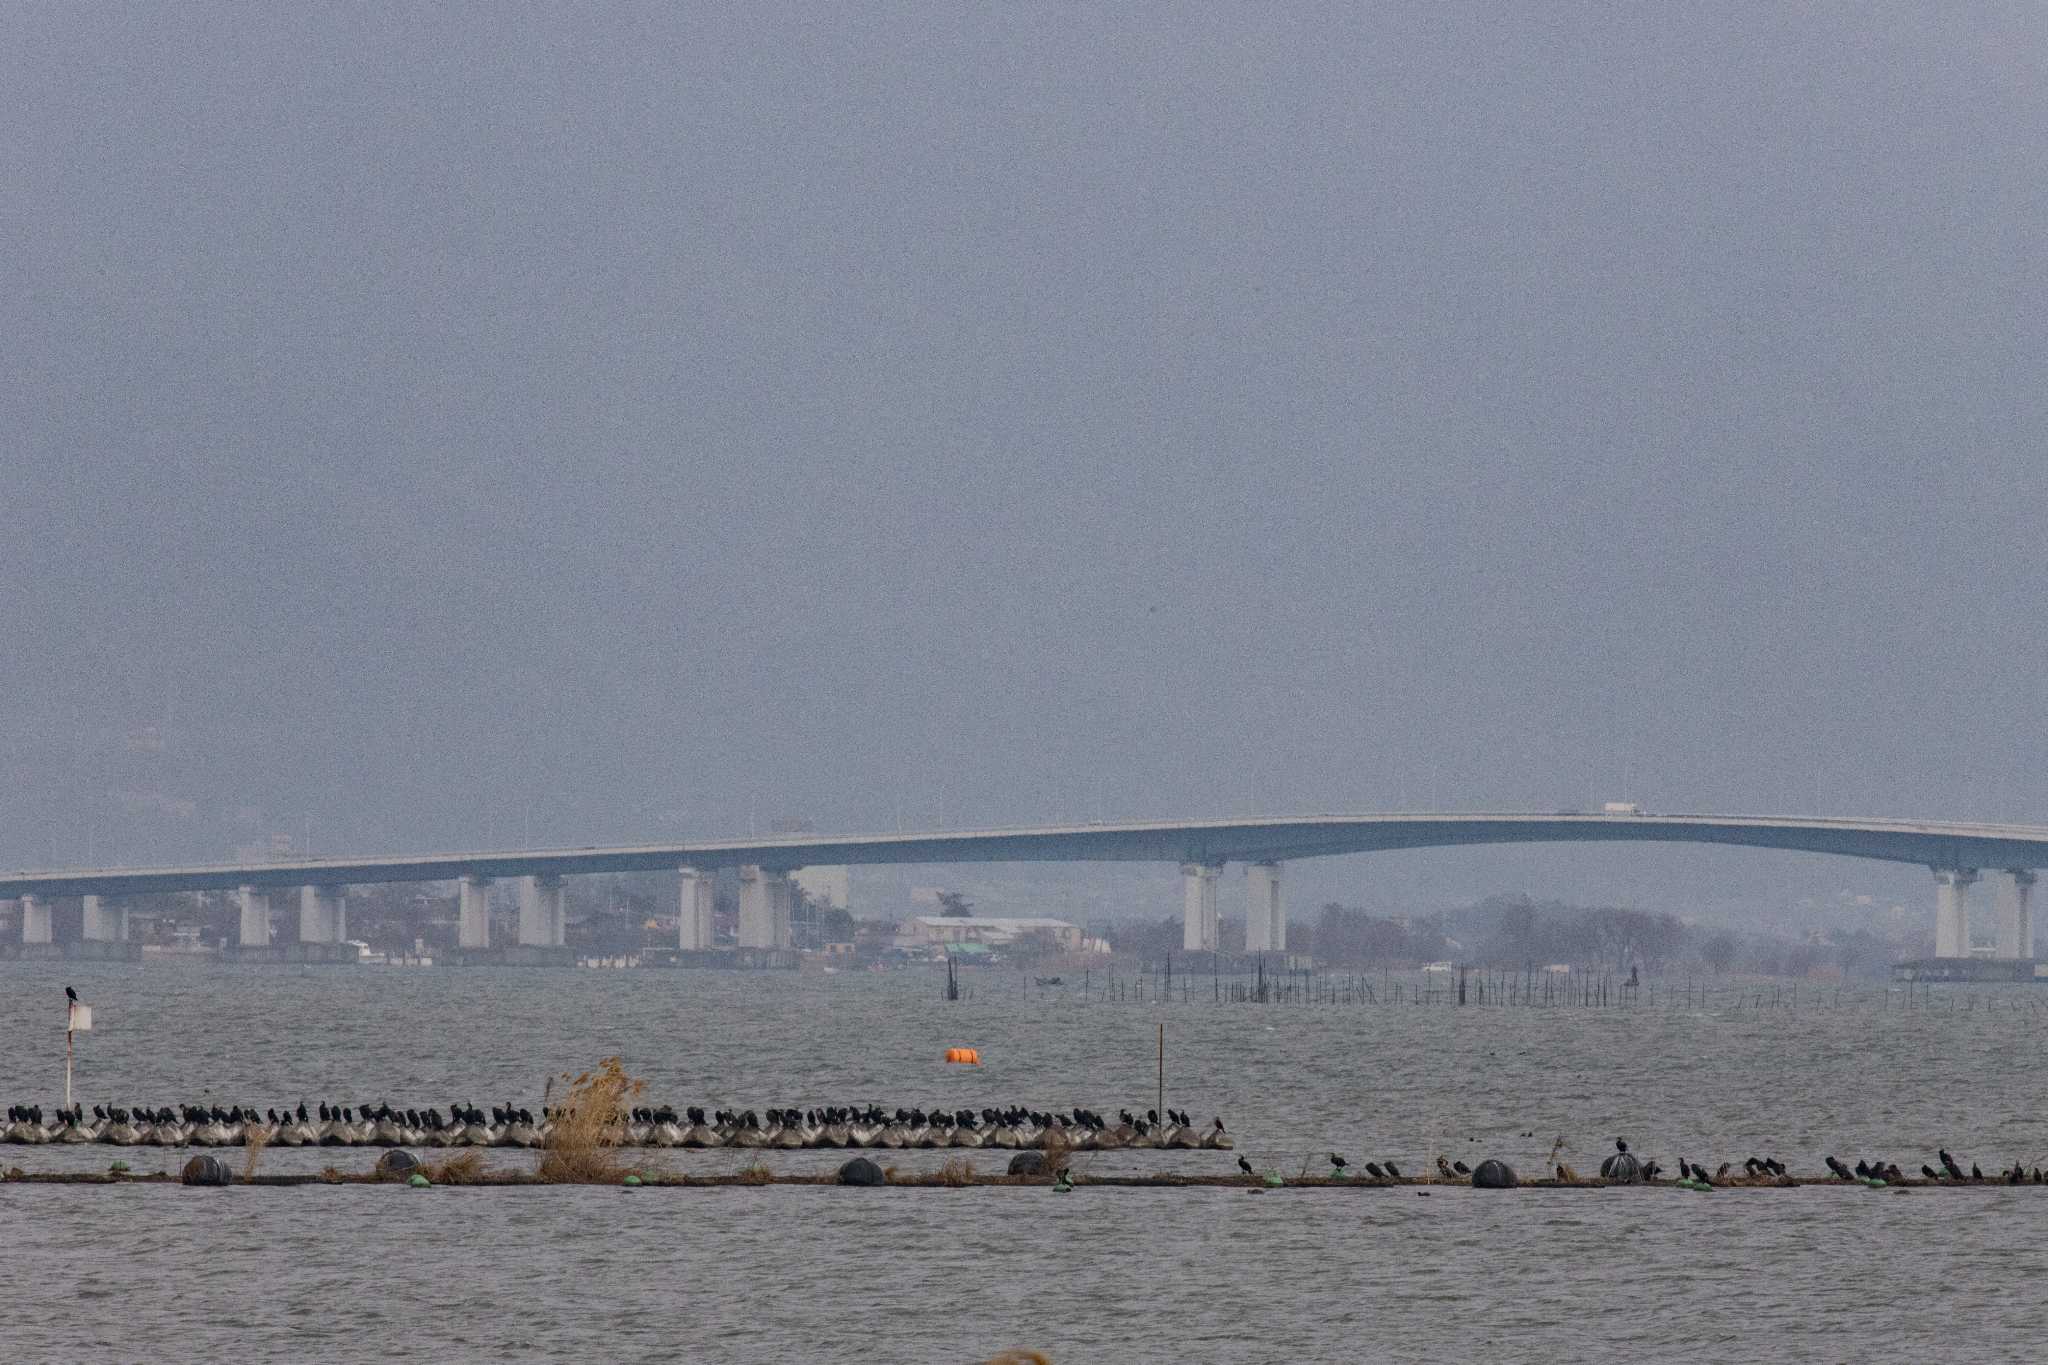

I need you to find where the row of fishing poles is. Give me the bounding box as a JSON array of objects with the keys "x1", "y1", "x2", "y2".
[{"x1": 994, "y1": 961, "x2": 2044, "y2": 1011}]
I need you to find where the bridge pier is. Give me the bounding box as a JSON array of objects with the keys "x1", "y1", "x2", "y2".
[
  {"x1": 459, "y1": 875, "x2": 493, "y2": 949},
  {"x1": 1933, "y1": 868, "x2": 1978, "y2": 958},
  {"x1": 518, "y1": 874, "x2": 565, "y2": 947},
  {"x1": 1996, "y1": 869, "x2": 2036, "y2": 960},
  {"x1": 1182, "y1": 862, "x2": 1221, "y2": 952},
  {"x1": 738, "y1": 866, "x2": 793, "y2": 949},
  {"x1": 298, "y1": 886, "x2": 346, "y2": 943},
  {"x1": 20, "y1": 894, "x2": 51, "y2": 945},
  {"x1": 82, "y1": 894, "x2": 128, "y2": 943},
  {"x1": 1245, "y1": 861, "x2": 1285, "y2": 952},
  {"x1": 237, "y1": 885, "x2": 274, "y2": 947},
  {"x1": 679, "y1": 866, "x2": 715, "y2": 950}
]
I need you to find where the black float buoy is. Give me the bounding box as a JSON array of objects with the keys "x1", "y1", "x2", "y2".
[
  {"x1": 1600, "y1": 1151, "x2": 1644, "y2": 1183},
  {"x1": 1007, "y1": 1150, "x2": 1049, "y2": 1177},
  {"x1": 1470, "y1": 1159, "x2": 1517, "y2": 1189},
  {"x1": 836, "y1": 1156, "x2": 886, "y2": 1186},
  {"x1": 376, "y1": 1149, "x2": 422, "y2": 1179},
  {"x1": 181, "y1": 1154, "x2": 232, "y2": 1186}
]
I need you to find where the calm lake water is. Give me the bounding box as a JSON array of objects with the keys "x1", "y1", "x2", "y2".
[{"x1": 4, "y1": 960, "x2": 2047, "y2": 1362}]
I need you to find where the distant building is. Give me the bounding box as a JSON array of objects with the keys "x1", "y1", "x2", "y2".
[{"x1": 901, "y1": 916, "x2": 1085, "y2": 952}]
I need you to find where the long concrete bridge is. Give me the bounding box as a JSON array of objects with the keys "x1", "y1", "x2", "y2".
[{"x1": 3, "y1": 810, "x2": 2045, "y2": 961}]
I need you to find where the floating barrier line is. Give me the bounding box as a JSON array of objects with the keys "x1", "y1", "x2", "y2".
[{"x1": 0, "y1": 1169, "x2": 2030, "y2": 1191}]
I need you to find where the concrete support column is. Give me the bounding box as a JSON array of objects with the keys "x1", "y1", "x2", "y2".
[
  {"x1": 519, "y1": 874, "x2": 565, "y2": 947},
  {"x1": 82, "y1": 895, "x2": 128, "y2": 942},
  {"x1": 1996, "y1": 869, "x2": 2036, "y2": 960},
  {"x1": 771, "y1": 871, "x2": 795, "y2": 948},
  {"x1": 1933, "y1": 867, "x2": 1979, "y2": 959},
  {"x1": 678, "y1": 867, "x2": 715, "y2": 950},
  {"x1": 458, "y1": 875, "x2": 493, "y2": 949},
  {"x1": 237, "y1": 885, "x2": 273, "y2": 948},
  {"x1": 1245, "y1": 861, "x2": 1285, "y2": 952},
  {"x1": 299, "y1": 886, "x2": 345, "y2": 944},
  {"x1": 21, "y1": 895, "x2": 51, "y2": 945},
  {"x1": 738, "y1": 866, "x2": 769, "y2": 947},
  {"x1": 1182, "y1": 862, "x2": 1221, "y2": 952},
  {"x1": 738, "y1": 866, "x2": 792, "y2": 949}
]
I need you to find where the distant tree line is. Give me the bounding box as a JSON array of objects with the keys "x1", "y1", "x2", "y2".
[{"x1": 1102, "y1": 891, "x2": 1913, "y2": 978}]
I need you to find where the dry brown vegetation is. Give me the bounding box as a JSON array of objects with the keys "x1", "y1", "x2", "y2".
[
  {"x1": 538, "y1": 1056, "x2": 647, "y2": 1184},
  {"x1": 734, "y1": 1160, "x2": 773, "y2": 1184},
  {"x1": 241, "y1": 1127, "x2": 270, "y2": 1180},
  {"x1": 937, "y1": 1158, "x2": 977, "y2": 1187},
  {"x1": 427, "y1": 1150, "x2": 487, "y2": 1185},
  {"x1": 1036, "y1": 1129, "x2": 1074, "y2": 1179}
]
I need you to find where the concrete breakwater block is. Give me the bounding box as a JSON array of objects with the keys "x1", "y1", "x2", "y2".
[
  {"x1": 181, "y1": 1155, "x2": 233, "y2": 1186},
  {"x1": 837, "y1": 1157, "x2": 886, "y2": 1186},
  {"x1": 376, "y1": 1150, "x2": 422, "y2": 1179},
  {"x1": 1470, "y1": 1159, "x2": 1517, "y2": 1189},
  {"x1": 1007, "y1": 1151, "x2": 1049, "y2": 1177}
]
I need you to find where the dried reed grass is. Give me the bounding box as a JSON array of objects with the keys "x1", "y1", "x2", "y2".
[
  {"x1": 427, "y1": 1150, "x2": 487, "y2": 1185},
  {"x1": 937, "y1": 1158, "x2": 977, "y2": 1187},
  {"x1": 1036, "y1": 1129, "x2": 1074, "y2": 1179},
  {"x1": 241, "y1": 1127, "x2": 270, "y2": 1180},
  {"x1": 537, "y1": 1056, "x2": 647, "y2": 1184}
]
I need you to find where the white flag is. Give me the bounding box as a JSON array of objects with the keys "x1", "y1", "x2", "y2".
[{"x1": 68, "y1": 1003, "x2": 92, "y2": 1032}]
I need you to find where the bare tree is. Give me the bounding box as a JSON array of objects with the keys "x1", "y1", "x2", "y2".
[{"x1": 1701, "y1": 932, "x2": 1737, "y2": 975}]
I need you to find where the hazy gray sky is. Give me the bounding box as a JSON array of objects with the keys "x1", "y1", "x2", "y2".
[{"x1": 5, "y1": 4, "x2": 2043, "y2": 915}]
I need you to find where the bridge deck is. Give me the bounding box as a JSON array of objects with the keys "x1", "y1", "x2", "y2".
[{"x1": 3, "y1": 812, "x2": 2047, "y2": 898}]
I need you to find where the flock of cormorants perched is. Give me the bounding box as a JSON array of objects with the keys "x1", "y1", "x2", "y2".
[
  {"x1": 0, "y1": 1102, "x2": 1234, "y2": 1152},
  {"x1": 1226, "y1": 1136, "x2": 2048, "y2": 1187},
  {"x1": 1534, "y1": 1138, "x2": 2046, "y2": 1187},
  {"x1": 4, "y1": 1105, "x2": 2044, "y2": 1185}
]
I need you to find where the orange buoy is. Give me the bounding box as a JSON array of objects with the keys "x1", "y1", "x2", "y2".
[{"x1": 945, "y1": 1047, "x2": 982, "y2": 1065}]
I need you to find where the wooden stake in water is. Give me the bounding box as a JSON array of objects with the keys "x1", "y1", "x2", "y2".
[{"x1": 1157, "y1": 1022, "x2": 1164, "y2": 1126}]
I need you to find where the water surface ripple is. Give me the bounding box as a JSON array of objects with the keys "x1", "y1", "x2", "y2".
[{"x1": 4, "y1": 962, "x2": 2045, "y2": 1362}]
